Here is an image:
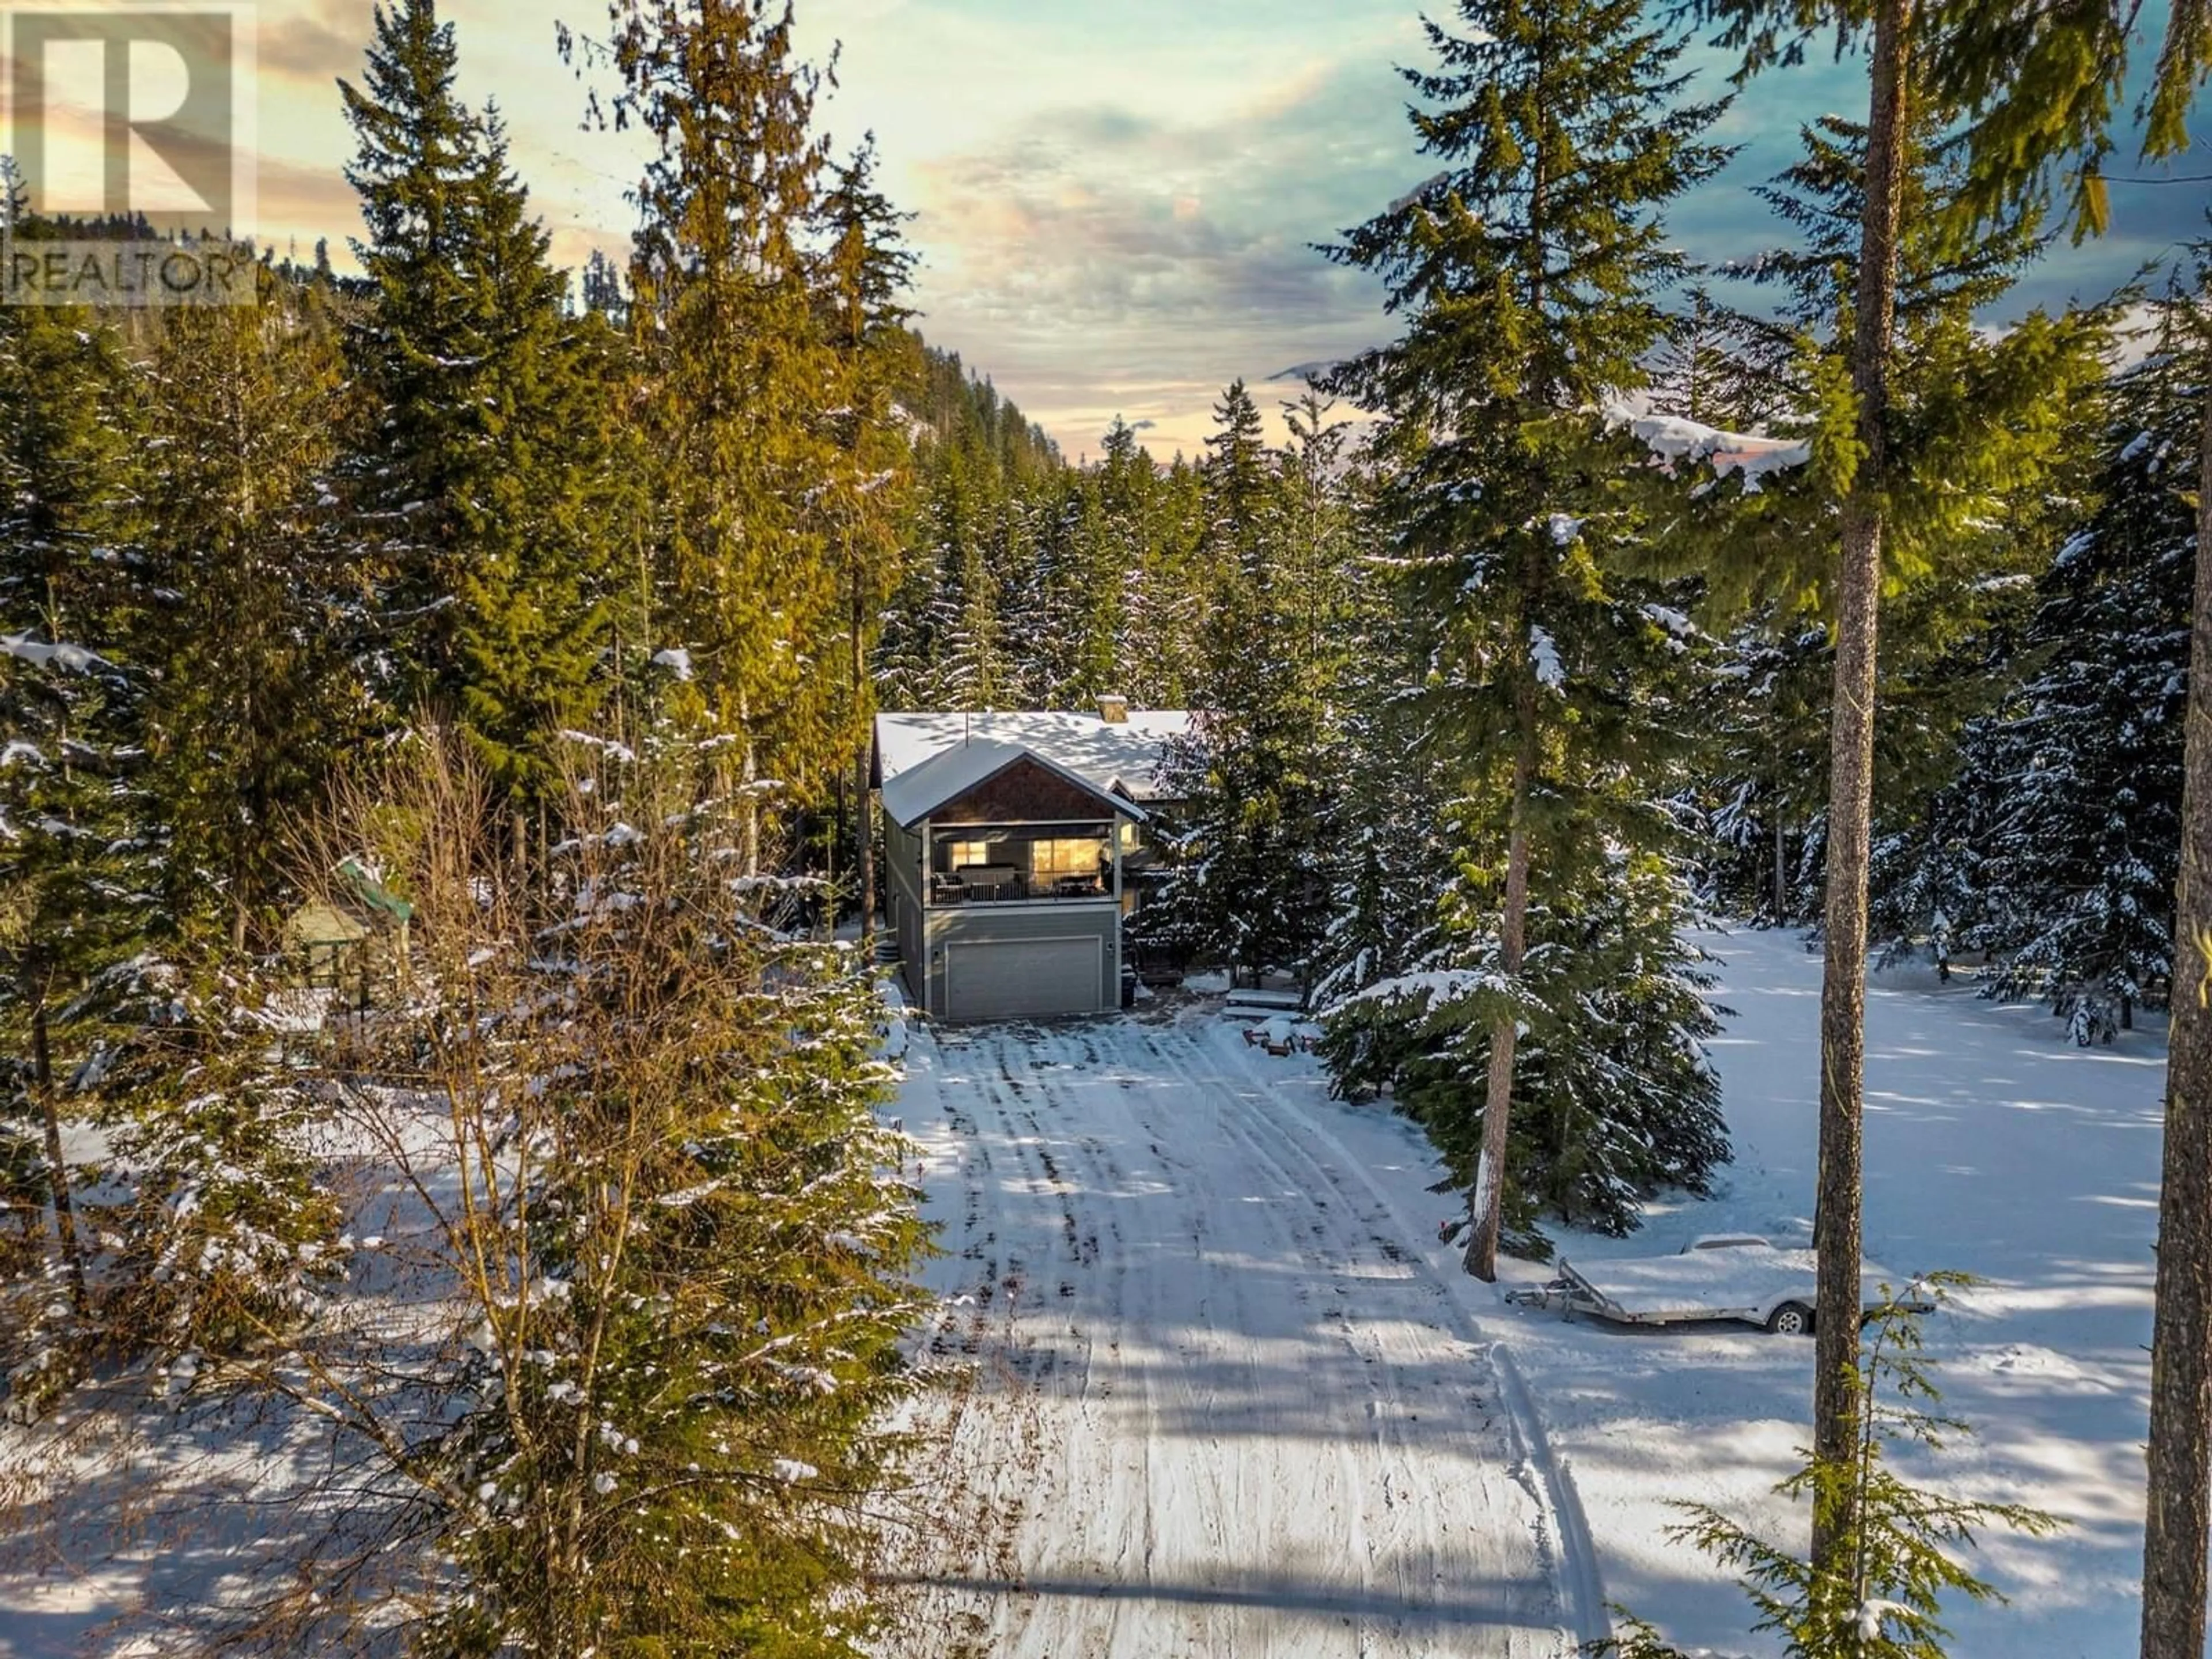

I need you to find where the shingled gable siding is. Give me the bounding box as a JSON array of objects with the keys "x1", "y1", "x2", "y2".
[{"x1": 928, "y1": 755, "x2": 1129, "y2": 826}]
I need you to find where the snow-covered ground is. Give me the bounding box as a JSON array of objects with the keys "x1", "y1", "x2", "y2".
[
  {"x1": 1494, "y1": 926, "x2": 2163, "y2": 1659},
  {"x1": 888, "y1": 926, "x2": 2165, "y2": 1658},
  {"x1": 886, "y1": 1011, "x2": 1586, "y2": 1657},
  {"x1": 0, "y1": 927, "x2": 2160, "y2": 1656}
]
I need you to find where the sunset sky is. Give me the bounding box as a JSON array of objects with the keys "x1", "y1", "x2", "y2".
[{"x1": 66, "y1": 1, "x2": 2212, "y2": 457}]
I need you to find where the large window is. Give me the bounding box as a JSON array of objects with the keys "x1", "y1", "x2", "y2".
[
  {"x1": 1031, "y1": 838, "x2": 1106, "y2": 881},
  {"x1": 946, "y1": 840, "x2": 992, "y2": 870}
]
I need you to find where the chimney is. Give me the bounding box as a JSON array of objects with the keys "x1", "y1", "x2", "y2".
[{"x1": 1097, "y1": 695, "x2": 1129, "y2": 725}]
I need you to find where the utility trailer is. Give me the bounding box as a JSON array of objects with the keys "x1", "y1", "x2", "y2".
[{"x1": 1505, "y1": 1235, "x2": 1926, "y2": 1336}]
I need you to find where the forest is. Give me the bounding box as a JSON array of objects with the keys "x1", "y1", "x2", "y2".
[{"x1": 5, "y1": 0, "x2": 2212, "y2": 1653}]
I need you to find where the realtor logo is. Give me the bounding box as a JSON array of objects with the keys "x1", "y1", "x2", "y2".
[{"x1": 1, "y1": 2, "x2": 258, "y2": 305}]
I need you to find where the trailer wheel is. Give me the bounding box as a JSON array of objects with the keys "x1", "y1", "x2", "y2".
[{"x1": 1766, "y1": 1301, "x2": 1813, "y2": 1336}]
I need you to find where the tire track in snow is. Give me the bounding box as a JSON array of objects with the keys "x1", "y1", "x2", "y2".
[
  {"x1": 1133, "y1": 1023, "x2": 1558, "y2": 1656},
  {"x1": 1195, "y1": 1021, "x2": 1612, "y2": 1651},
  {"x1": 891, "y1": 1012, "x2": 1573, "y2": 1657}
]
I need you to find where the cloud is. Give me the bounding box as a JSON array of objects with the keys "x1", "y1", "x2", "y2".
[
  {"x1": 905, "y1": 56, "x2": 1411, "y2": 453},
  {"x1": 252, "y1": 150, "x2": 364, "y2": 244},
  {"x1": 258, "y1": 0, "x2": 374, "y2": 89}
]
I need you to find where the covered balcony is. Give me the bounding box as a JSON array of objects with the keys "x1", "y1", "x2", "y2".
[{"x1": 926, "y1": 823, "x2": 1119, "y2": 907}]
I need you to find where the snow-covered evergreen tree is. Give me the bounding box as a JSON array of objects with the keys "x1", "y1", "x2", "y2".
[
  {"x1": 1933, "y1": 339, "x2": 2194, "y2": 1014},
  {"x1": 1146, "y1": 389, "x2": 1360, "y2": 988},
  {"x1": 1323, "y1": 0, "x2": 1730, "y2": 1275},
  {"x1": 0, "y1": 237, "x2": 153, "y2": 1345},
  {"x1": 1679, "y1": 111, "x2": 2107, "y2": 940}
]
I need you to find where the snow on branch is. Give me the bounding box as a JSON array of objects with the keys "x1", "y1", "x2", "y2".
[
  {"x1": 1609, "y1": 408, "x2": 1810, "y2": 494},
  {"x1": 2, "y1": 632, "x2": 105, "y2": 673},
  {"x1": 1321, "y1": 967, "x2": 1511, "y2": 1021}
]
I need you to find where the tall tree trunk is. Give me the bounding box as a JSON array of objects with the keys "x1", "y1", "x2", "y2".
[
  {"x1": 2138, "y1": 353, "x2": 2212, "y2": 1659},
  {"x1": 1464, "y1": 684, "x2": 1537, "y2": 1282},
  {"x1": 1463, "y1": 26, "x2": 1555, "y2": 1287},
  {"x1": 1811, "y1": 0, "x2": 1912, "y2": 1575},
  {"x1": 31, "y1": 1002, "x2": 85, "y2": 1314},
  {"x1": 1774, "y1": 812, "x2": 1789, "y2": 922}
]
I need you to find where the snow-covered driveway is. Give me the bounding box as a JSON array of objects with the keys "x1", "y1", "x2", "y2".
[{"x1": 887, "y1": 1009, "x2": 1584, "y2": 1657}]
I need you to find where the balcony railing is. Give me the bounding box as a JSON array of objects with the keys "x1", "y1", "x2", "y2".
[{"x1": 928, "y1": 868, "x2": 1111, "y2": 907}]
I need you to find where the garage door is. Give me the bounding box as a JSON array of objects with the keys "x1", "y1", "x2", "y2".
[{"x1": 946, "y1": 937, "x2": 1103, "y2": 1021}]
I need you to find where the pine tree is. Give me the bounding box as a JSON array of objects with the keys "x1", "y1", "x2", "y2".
[
  {"x1": 585, "y1": 0, "x2": 849, "y2": 865},
  {"x1": 2146, "y1": 275, "x2": 2212, "y2": 1659},
  {"x1": 1930, "y1": 353, "x2": 2191, "y2": 1016},
  {"x1": 1199, "y1": 379, "x2": 1270, "y2": 590},
  {"x1": 132, "y1": 274, "x2": 362, "y2": 953},
  {"x1": 0, "y1": 233, "x2": 149, "y2": 1331},
  {"x1": 1325, "y1": 0, "x2": 1729, "y2": 1279},
  {"x1": 1605, "y1": 1280, "x2": 2062, "y2": 1659},
  {"x1": 1310, "y1": 540, "x2": 1454, "y2": 1023},
  {"x1": 343, "y1": 0, "x2": 620, "y2": 805},
  {"x1": 1323, "y1": 842, "x2": 1732, "y2": 1245},
  {"x1": 1682, "y1": 111, "x2": 2100, "y2": 937},
  {"x1": 1147, "y1": 388, "x2": 1358, "y2": 989},
  {"x1": 1655, "y1": 0, "x2": 2115, "y2": 1543},
  {"x1": 815, "y1": 138, "x2": 916, "y2": 931}
]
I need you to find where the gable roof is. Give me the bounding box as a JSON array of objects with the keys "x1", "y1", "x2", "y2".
[
  {"x1": 876, "y1": 710, "x2": 1191, "y2": 821},
  {"x1": 878, "y1": 736, "x2": 1147, "y2": 830}
]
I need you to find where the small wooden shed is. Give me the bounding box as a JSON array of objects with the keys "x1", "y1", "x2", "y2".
[{"x1": 282, "y1": 858, "x2": 414, "y2": 1001}]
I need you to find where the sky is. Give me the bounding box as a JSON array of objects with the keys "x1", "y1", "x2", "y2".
[{"x1": 66, "y1": 0, "x2": 2212, "y2": 459}]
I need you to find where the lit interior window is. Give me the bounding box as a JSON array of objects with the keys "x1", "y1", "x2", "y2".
[{"x1": 1029, "y1": 838, "x2": 1105, "y2": 880}]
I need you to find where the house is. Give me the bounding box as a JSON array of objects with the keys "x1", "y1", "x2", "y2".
[{"x1": 874, "y1": 700, "x2": 1190, "y2": 1021}]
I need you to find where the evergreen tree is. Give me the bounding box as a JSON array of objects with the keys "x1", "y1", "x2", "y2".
[
  {"x1": 1681, "y1": 113, "x2": 2100, "y2": 934},
  {"x1": 1325, "y1": 0, "x2": 1729, "y2": 1278},
  {"x1": 1942, "y1": 340, "x2": 2195, "y2": 1020},
  {"x1": 816, "y1": 137, "x2": 917, "y2": 927},
  {"x1": 1310, "y1": 536, "x2": 1454, "y2": 1020},
  {"x1": 1322, "y1": 842, "x2": 1731, "y2": 1244},
  {"x1": 586, "y1": 0, "x2": 849, "y2": 865},
  {"x1": 0, "y1": 240, "x2": 148, "y2": 1327},
  {"x1": 132, "y1": 275, "x2": 363, "y2": 953},
  {"x1": 343, "y1": 2, "x2": 621, "y2": 804},
  {"x1": 1115, "y1": 452, "x2": 1210, "y2": 708},
  {"x1": 1672, "y1": 0, "x2": 2170, "y2": 1574},
  {"x1": 876, "y1": 347, "x2": 1074, "y2": 715},
  {"x1": 1199, "y1": 378, "x2": 1270, "y2": 589},
  {"x1": 1147, "y1": 388, "x2": 1358, "y2": 988},
  {"x1": 1605, "y1": 1280, "x2": 2062, "y2": 1659}
]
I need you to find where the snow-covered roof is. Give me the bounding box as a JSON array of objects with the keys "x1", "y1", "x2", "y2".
[{"x1": 876, "y1": 710, "x2": 1191, "y2": 828}]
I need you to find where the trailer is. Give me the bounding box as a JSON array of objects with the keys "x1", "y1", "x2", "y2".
[{"x1": 1505, "y1": 1235, "x2": 1925, "y2": 1335}]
